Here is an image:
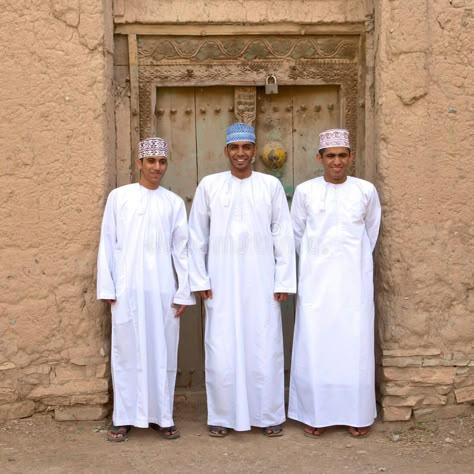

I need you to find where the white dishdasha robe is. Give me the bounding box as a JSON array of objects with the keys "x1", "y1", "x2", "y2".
[
  {"x1": 97, "y1": 183, "x2": 195, "y2": 428},
  {"x1": 188, "y1": 171, "x2": 296, "y2": 431},
  {"x1": 288, "y1": 176, "x2": 381, "y2": 428}
]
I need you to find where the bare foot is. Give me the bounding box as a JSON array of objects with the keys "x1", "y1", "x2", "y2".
[
  {"x1": 348, "y1": 426, "x2": 370, "y2": 437},
  {"x1": 208, "y1": 426, "x2": 229, "y2": 437},
  {"x1": 303, "y1": 426, "x2": 326, "y2": 438}
]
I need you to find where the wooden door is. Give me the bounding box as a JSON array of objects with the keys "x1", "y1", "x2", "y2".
[
  {"x1": 155, "y1": 85, "x2": 340, "y2": 388},
  {"x1": 156, "y1": 86, "x2": 235, "y2": 388},
  {"x1": 254, "y1": 85, "x2": 340, "y2": 382}
]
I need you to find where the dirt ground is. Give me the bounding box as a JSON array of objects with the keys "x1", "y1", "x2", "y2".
[{"x1": 0, "y1": 409, "x2": 473, "y2": 474}]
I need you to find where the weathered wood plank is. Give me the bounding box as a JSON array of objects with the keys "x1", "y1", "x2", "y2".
[
  {"x1": 293, "y1": 85, "x2": 340, "y2": 186},
  {"x1": 155, "y1": 87, "x2": 205, "y2": 387},
  {"x1": 195, "y1": 86, "x2": 235, "y2": 180}
]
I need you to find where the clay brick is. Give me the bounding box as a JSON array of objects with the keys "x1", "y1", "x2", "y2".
[
  {"x1": 85, "y1": 365, "x2": 96, "y2": 377},
  {"x1": 51, "y1": 365, "x2": 87, "y2": 383},
  {"x1": 382, "y1": 396, "x2": 423, "y2": 407},
  {"x1": 382, "y1": 348, "x2": 441, "y2": 358},
  {"x1": 454, "y1": 386, "x2": 474, "y2": 404},
  {"x1": 382, "y1": 406, "x2": 412, "y2": 422},
  {"x1": 70, "y1": 393, "x2": 110, "y2": 405},
  {"x1": 95, "y1": 364, "x2": 108, "y2": 378},
  {"x1": 383, "y1": 367, "x2": 456, "y2": 385},
  {"x1": 422, "y1": 358, "x2": 458, "y2": 367},
  {"x1": 454, "y1": 373, "x2": 474, "y2": 388},
  {"x1": 413, "y1": 405, "x2": 474, "y2": 422},
  {"x1": 54, "y1": 405, "x2": 109, "y2": 421},
  {"x1": 0, "y1": 401, "x2": 35, "y2": 420},
  {"x1": 381, "y1": 383, "x2": 451, "y2": 397},
  {"x1": 382, "y1": 357, "x2": 422, "y2": 367},
  {"x1": 70, "y1": 356, "x2": 108, "y2": 367},
  {"x1": 39, "y1": 397, "x2": 72, "y2": 406},
  {"x1": 28, "y1": 379, "x2": 108, "y2": 399},
  {"x1": 21, "y1": 364, "x2": 51, "y2": 375},
  {"x1": 382, "y1": 394, "x2": 447, "y2": 408},
  {"x1": 18, "y1": 373, "x2": 50, "y2": 386},
  {"x1": 422, "y1": 395, "x2": 448, "y2": 406},
  {"x1": 455, "y1": 367, "x2": 473, "y2": 376}
]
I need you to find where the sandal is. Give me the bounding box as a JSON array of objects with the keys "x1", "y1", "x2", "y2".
[
  {"x1": 348, "y1": 426, "x2": 370, "y2": 437},
  {"x1": 208, "y1": 425, "x2": 229, "y2": 437},
  {"x1": 106, "y1": 425, "x2": 131, "y2": 442},
  {"x1": 150, "y1": 423, "x2": 180, "y2": 440},
  {"x1": 303, "y1": 426, "x2": 325, "y2": 438},
  {"x1": 263, "y1": 424, "x2": 283, "y2": 437}
]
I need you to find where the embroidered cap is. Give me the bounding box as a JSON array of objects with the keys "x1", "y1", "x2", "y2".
[
  {"x1": 319, "y1": 129, "x2": 350, "y2": 150},
  {"x1": 226, "y1": 122, "x2": 256, "y2": 145},
  {"x1": 138, "y1": 137, "x2": 169, "y2": 159}
]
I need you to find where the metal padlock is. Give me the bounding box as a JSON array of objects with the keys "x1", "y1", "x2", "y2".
[{"x1": 265, "y1": 74, "x2": 278, "y2": 95}]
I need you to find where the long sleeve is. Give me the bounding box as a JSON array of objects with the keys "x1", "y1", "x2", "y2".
[
  {"x1": 364, "y1": 186, "x2": 382, "y2": 251},
  {"x1": 171, "y1": 199, "x2": 196, "y2": 305},
  {"x1": 97, "y1": 191, "x2": 117, "y2": 300},
  {"x1": 188, "y1": 181, "x2": 211, "y2": 291},
  {"x1": 271, "y1": 182, "x2": 297, "y2": 294},
  {"x1": 290, "y1": 185, "x2": 307, "y2": 256}
]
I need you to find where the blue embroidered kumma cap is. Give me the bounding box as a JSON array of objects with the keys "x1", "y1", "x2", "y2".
[{"x1": 226, "y1": 122, "x2": 256, "y2": 145}]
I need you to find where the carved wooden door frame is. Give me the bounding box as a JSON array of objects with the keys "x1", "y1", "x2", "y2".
[{"x1": 122, "y1": 26, "x2": 366, "y2": 179}]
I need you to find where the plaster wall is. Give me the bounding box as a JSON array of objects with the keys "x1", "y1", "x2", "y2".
[
  {"x1": 374, "y1": 0, "x2": 474, "y2": 420},
  {"x1": 0, "y1": 0, "x2": 115, "y2": 420},
  {"x1": 113, "y1": 0, "x2": 367, "y2": 24}
]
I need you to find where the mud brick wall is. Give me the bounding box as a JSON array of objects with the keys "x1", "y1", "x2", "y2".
[
  {"x1": 374, "y1": 0, "x2": 474, "y2": 420},
  {"x1": 0, "y1": 0, "x2": 115, "y2": 420}
]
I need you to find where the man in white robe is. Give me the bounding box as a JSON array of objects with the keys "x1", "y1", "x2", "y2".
[
  {"x1": 188, "y1": 123, "x2": 296, "y2": 437},
  {"x1": 288, "y1": 129, "x2": 381, "y2": 438},
  {"x1": 97, "y1": 137, "x2": 195, "y2": 442}
]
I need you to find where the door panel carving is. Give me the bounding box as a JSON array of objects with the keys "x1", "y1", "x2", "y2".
[{"x1": 137, "y1": 35, "x2": 360, "y2": 156}]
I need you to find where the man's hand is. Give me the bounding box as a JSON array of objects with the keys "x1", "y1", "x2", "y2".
[
  {"x1": 274, "y1": 292, "x2": 288, "y2": 302},
  {"x1": 199, "y1": 289, "x2": 213, "y2": 300},
  {"x1": 172, "y1": 304, "x2": 187, "y2": 318}
]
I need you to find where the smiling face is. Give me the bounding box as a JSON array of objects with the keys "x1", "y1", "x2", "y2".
[
  {"x1": 317, "y1": 146, "x2": 353, "y2": 184},
  {"x1": 136, "y1": 155, "x2": 168, "y2": 189},
  {"x1": 224, "y1": 141, "x2": 256, "y2": 179}
]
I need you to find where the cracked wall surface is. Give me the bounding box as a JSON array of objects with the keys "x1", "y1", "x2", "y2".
[
  {"x1": 375, "y1": 0, "x2": 474, "y2": 421},
  {"x1": 0, "y1": 0, "x2": 115, "y2": 420}
]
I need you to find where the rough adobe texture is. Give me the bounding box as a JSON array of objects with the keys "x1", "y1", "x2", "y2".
[
  {"x1": 0, "y1": 1, "x2": 115, "y2": 420},
  {"x1": 375, "y1": 0, "x2": 474, "y2": 420},
  {"x1": 113, "y1": 0, "x2": 367, "y2": 24}
]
